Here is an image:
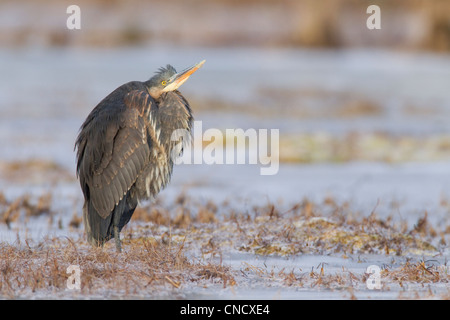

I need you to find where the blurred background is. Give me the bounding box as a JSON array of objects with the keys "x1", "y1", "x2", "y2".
[{"x1": 1, "y1": 0, "x2": 450, "y2": 240}]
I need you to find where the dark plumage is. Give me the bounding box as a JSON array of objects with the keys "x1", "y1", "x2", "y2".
[{"x1": 75, "y1": 61, "x2": 204, "y2": 251}]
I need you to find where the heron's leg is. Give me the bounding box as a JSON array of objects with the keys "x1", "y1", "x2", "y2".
[{"x1": 114, "y1": 225, "x2": 122, "y2": 252}]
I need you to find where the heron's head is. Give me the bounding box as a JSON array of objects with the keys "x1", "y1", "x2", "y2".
[{"x1": 146, "y1": 60, "x2": 205, "y2": 100}]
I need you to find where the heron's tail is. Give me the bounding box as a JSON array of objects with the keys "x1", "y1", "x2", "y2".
[
  {"x1": 83, "y1": 200, "x2": 112, "y2": 247},
  {"x1": 83, "y1": 191, "x2": 138, "y2": 247}
]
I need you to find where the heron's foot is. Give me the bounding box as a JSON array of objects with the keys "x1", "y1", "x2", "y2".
[{"x1": 114, "y1": 226, "x2": 122, "y2": 253}]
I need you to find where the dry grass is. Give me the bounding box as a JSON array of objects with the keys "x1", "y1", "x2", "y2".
[
  {"x1": 0, "y1": 189, "x2": 448, "y2": 298},
  {"x1": 241, "y1": 258, "x2": 449, "y2": 299},
  {"x1": 382, "y1": 260, "x2": 449, "y2": 287},
  {"x1": 0, "y1": 160, "x2": 75, "y2": 184},
  {"x1": 2, "y1": 0, "x2": 449, "y2": 51},
  {"x1": 279, "y1": 133, "x2": 450, "y2": 163},
  {"x1": 124, "y1": 195, "x2": 448, "y2": 259},
  {"x1": 0, "y1": 191, "x2": 53, "y2": 229},
  {"x1": 190, "y1": 91, "x2": 450, "y2": 164},
  {"x1": 0, "y1": 237, "x2": 235, "y2": 298},
  {"x1": 179, "y1": 95, "x2": 450, "y2": 164},
  {"x1": 192, "y1": 89, "x2": 384, "y2": 120}
]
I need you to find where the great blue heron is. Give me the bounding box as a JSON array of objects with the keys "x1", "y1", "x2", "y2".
[{"x1": 75, "y1": 60, "x2": 205, "y2": 252}]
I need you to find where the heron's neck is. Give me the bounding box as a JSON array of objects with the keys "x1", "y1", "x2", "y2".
[{"x1": 146, "y1": 86, "x2": 163, "y2": 100}]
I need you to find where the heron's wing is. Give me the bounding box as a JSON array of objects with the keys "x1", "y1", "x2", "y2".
[{"x1": 79, "y1": 90, "x2": 153, "y2": 219}]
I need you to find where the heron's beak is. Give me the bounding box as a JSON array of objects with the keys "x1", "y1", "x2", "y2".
[{"x1": 163, "y1": 60, "x2": 205, "y2": 92}]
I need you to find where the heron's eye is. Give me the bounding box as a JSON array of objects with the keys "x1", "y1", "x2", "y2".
[{"x1": 161, "y1": 80, "x2": 167, "y2": 86}]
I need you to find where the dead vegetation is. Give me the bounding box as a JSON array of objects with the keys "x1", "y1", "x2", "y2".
[
  {"x1": 0, "y1": 160, "x2": 75, "y2": 184},
  {"x1": 127, "y1": 195, "x2": 447, "y2": 258},
  {"x1": 0, "y1": 237, "x2": 235, "y2": 298},
  {"x1": 240, "y1": 258, "x2": 449, "y2": 298},
  {"x1": 382, "y1": 260, "x2": 449, "y2": 288},
  {"x1": 189, "y1": 92, "x2": 450, "y2": 164},
  {"x1": 0, "y1": 190, "x2": 448, "y2": 298},
  {"x1": 2, "y1": 0, "x2": 449, "y2": 51},
  {"x1": 279, "y1": 132, "x2": 450, "y2": 163},
  {"x1": 0, "y1": 191, "x2": 53, "y2": 229}
]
